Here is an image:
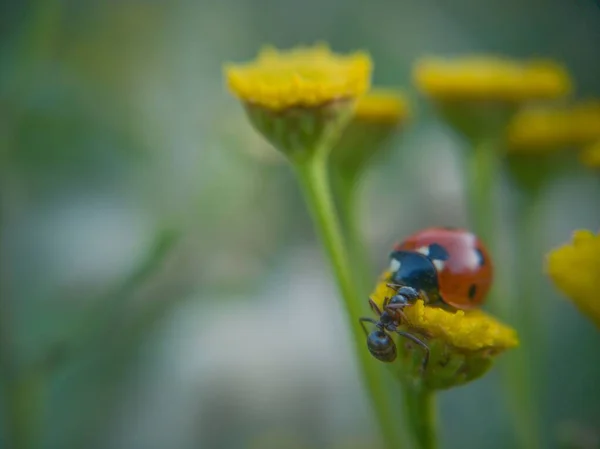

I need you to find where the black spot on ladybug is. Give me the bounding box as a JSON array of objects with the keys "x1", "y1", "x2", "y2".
[
  {"x1": 468, "y1": 284, "x2": 477, "y2": 300},
  {"x1": 428, "y1": 243, "x2": 450, "y2": 261},
  {"x1": 474, "y1": 248, "x2": 486, "y2": 266}
]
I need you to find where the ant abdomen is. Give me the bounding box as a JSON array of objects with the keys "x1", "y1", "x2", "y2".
[{"x1": 366, "y1": 330, "x2": 397, "y2": 362}]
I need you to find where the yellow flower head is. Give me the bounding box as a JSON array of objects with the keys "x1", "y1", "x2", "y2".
[
  {"x1": 370, "y1": 279, "x2": 518, "y2": 350},
  {"x1": 224, "y1": 44, "x2": 372, "y2": 111},
  {"x1": 369, "y1": 273, "x2": 518, "y2": 389},
  {"x1": 508, "y1": 101, "x2": 600, "y2": 153},
  {"x1": 353, "y1": 89, "x2": 410, "y2": 125},
  {"x1": 547, "y1": 230, "x2": 600, "y2": 328},
  {"x1": 580, "y1": 140, "x2": 600, "y2": 169},
  {"x1": 413, "y1": 56, "x2": 572, "y2": 103}
]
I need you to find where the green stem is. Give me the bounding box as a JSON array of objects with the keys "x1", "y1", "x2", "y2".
[
  {"x1": 466, "y1": 138, "x2": 500, "y2": 276},
  {"x1": 332, "y1": 171, "x2": 372, "y2": 296},
  {"x1": 466, "y1": 139, "x2": 540, "y2": 449},
  {"x1": 466, "y1": 138, "x2": 504, "y2": 320},
  {"x1": 293, "y1": 155, "x2": 405, "y2": 449},
  {"x1": 403, "y1": 381, "x2": 437, "y2": 449},
  {"x1": 505, "y1": 186, "x2": 544, "y2": 449}
]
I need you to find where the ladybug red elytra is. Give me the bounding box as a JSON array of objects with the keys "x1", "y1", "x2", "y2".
[
  {"x1": 359, "y1": 227, "x2": 493, "y2": 367},
  {"x1": 393, "y1": 226, "x2": 493, "y2": 309}
]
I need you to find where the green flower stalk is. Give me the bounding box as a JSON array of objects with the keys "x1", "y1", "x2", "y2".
[
  {"x1": 224, "y1": 44, "x2": 406, "y2": 449},
  {"x1": 413, "y1": 55, "x2": 573, "y2": 449},
  {"x1": 329, "y1": 88, "x2": 410, "y2": 293}
]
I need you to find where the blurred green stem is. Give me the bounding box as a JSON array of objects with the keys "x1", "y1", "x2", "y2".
[
  {"x1": 467, "y1": 138, "x2": 540, "y2": 449},
  {"x1": 332, "y1": 171, "x2": 372, "y2": 296},
  {"x1": 0, "y1": 2, "x2": 65, "y2": 445},
  {"x1": 403, "y1": 380, "x2": 437, "y2": 449},
  {"x1": 293, "y1": 154, "x2": 404, "y2": 449},
  {"x1": 505, "y1": 186, "x2": 543, "y2": 449},
  {"x1": 466, "y1": 138, "x2": 500, "y2": 273}
]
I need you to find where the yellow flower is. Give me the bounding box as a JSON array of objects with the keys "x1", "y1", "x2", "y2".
[
  {"x1": 225, "y1": 44, "x2": 372, "y2": 112},
  {"x1": 546, "y1": 230, "x2": 600, "y2": 328},
  {"x1": 370, "y1": 279, "x2": 518, "y2": 350},
  {"x1": 368, "y1": 273, "x2": 518, "y2": 390},
  {"x1": 508, "y1": 102, "x2": 600, "y2": 153},
  {"x1": 580, "y1": 140, "x2": 600, "y2": 168},
  {"x1": 353, "y1": 89, "x2": 410, "y2": 125},
  {"x1": 224, "y1": 44, "x2": 373, "y2": 160},
  {"x1": 413, "y1": 56, "x2": 572, "y2": 103}
]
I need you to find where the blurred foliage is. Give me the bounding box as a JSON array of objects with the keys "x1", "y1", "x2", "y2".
[{"x1": 0, "y1": 0, "x2": 599, "y2": 448}]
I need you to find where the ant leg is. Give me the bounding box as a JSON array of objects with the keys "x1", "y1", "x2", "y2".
[
  {"x1": 368, "y1": 297, "x2": 382, "y2": 315},
  {"x1": 384, "y1": 303, "x2": 409, "y2": 323},
  {"x1": 359, "y1": 317, "x2": 379, "y2": 337},
  {"x1": 394, "y1": 330, "x2": 430, "y2": 371}
]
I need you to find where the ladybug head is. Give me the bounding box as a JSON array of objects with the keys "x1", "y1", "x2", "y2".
[{"x1": 388, "y1": 250, "x2": 441, "y2": 302}]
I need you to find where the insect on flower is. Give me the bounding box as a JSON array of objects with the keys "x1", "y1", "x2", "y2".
[{"x1": 360, "y1": 227, "x2": 493, "y2": 369}]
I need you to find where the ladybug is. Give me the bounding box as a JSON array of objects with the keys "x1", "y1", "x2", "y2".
[
  {"x1": 359, "y1": 227, "x2": 493, "y2": 366},
  {"x1": 391, "y1": 226, "x2": 493, "y2": 310}
]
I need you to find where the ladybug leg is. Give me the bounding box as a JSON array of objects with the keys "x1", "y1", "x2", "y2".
[
  {"x1": 359, "y1": 317, "x2": 379, "y2": 337},
  {"x1": 393, "y1": 330, "x2": 430, "y2": 372},
  {"x1": 419, "y1": 290, "x2": 442, "y2": 306}
]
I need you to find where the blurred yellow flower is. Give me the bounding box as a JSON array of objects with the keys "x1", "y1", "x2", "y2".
[
  {"x1": 508, "y1": 102, "x2": 600, "y2": 153},
  {"x1": 413, "y1": 56, "x2": 572, "y2": 103},
  {"x1": 224, "y1": 44, "x2": 372, "y2": 111},
  {"x1": 580, "y1": 140, "x2": 600, "y2": 169},
  {"x1": 330, "y1": 88, "x2": 409, "y2": 179},
  {"x1": 353, "y1": 89, "x2": 410, "y2": 125},
  {"x1": 371, "y1": 279, "x2": 518, "y2": 351},
  {"x1": 547, "y1": 230, "x2": 600, "y2": 328}
]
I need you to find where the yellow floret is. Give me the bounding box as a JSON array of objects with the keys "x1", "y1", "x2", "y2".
[
  {"x1": 224, "y1": 44, "x2": 372, "y2": 111},
  {"x1": 370, "y1": 277, "x2": 518, "y2": 351},
  {"x1": 547, "y1": 230, "x2": 600, "y2": 328},
  {"x1": 413, "y1": 56, "x2": 572, "y2": 103},
  {"x1": 353, "y1": 89, "x2": 410, "y2": 124}
]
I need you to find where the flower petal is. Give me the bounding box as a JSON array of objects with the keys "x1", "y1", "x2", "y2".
[{"x1": 547, "y1": 230, "x2": 600, "y2": 328}]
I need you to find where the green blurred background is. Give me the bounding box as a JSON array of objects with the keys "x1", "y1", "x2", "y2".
[{"x1": 1, "y1": 0, "x2": 599, "y2": 448}]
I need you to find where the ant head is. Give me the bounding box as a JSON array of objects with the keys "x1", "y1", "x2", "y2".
[
  {"x1": 388, "y1": 294, "x2": 409, "y2": 306},
  {"x1": 366, "y1": 330, "x2": 397, "y2": 362}
]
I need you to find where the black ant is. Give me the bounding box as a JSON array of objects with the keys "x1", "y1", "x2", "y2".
[{"x1": 359, "y1": 283, "x2": 430, "y2": 370}]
